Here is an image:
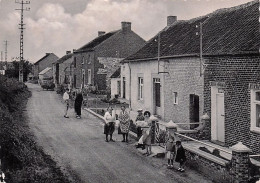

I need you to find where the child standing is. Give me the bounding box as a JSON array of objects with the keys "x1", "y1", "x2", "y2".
[
  {"x1": 165, "y1": 137, "x2": 175, "y2": 168},
  {"x1": 175, "y1": 141, "x2": 186, "y2": 172}
]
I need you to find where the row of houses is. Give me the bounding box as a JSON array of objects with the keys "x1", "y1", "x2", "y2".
[
  {"x1": 111, "y1": 0, "x2": 260, "y2": 154},
  {"x1": 32, "y1": 0, "x2": 260, "y2": 154},
  {"x1": 33, "y1": 22, "x2": 146, "y2": 91}
]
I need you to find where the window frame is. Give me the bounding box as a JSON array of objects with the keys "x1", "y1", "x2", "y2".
[
  {"x1": 250, "y1": 89, "x2": 260, "y2": 133},
  {"x1": 138, "y1": 77, "x2": 144, "y2": 100}
]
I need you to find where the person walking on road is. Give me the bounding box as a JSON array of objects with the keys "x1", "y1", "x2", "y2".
[
  {"x1": 104, "y1": 106, "x2": 116, "y2": 142},
  {"x1": 74, "y1": 89, "x2": 83, "y2": 119},
  {"x1": 118, "y1": 106, "x2": 130, "y2": 142},
  {"x1": 63, "y1": 88, "x2": 70, "y2": 118}
]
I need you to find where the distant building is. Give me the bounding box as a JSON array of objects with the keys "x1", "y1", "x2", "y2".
[
  {"x1": 73, "y1": 22, "x2": 146, "y2": 90},
  {"x1": 53, "y1": 51, "x2": 73, "y2": 87},
  {"x1": 38, "y1": 67, "x2": 52, "y2": 85},
  {"x1": 33, "y1": 53, "x2": 59, "y2": 79},
  {"x1": 110, "y1": 68, "x2": 121, "y2": 98}
]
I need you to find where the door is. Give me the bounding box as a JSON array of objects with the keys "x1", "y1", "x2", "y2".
[
  {"x1": 117, "y1": 80, "x2": 121, "y2": 97},
  {"x1": 190, "y1": 94, "x2": 199, "y2": 129},
  {"x1": 216, "y1": 93, "x2": 225, "y2": 142},
  {"x1": 153, "y1": 78, "x2": 161, "y2": 115},
  {"x1": 122, "y1": 77, "x2": 126, "y2": 98}
]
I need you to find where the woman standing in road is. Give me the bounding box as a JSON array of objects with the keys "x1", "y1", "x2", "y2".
[
  {"x1": 104, "y1": 106, "x2": 116, "y2": 142},
  {"x1": 118, "y1": 106, "x2": 130, "y2": 142},
  {"x1": 74, "y1": 89, "x2": 83, "y2": 119}
]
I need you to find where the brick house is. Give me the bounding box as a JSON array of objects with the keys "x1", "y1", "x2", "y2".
[
  {"x1": 53, "y1": 51, "x2": 73, "y2": 87},
  {"x1": 33, "y1": 53, "x2": 59, "y2": 79},
  {"x1": 72, "y1": 22, "x2": 146, "y2": 90},
  {"x1": 201, "y1": 0, "x2": 260, "y2": 153},
  {"x1": 123, "y1": 0, "x2": 260, "y2": 154}
]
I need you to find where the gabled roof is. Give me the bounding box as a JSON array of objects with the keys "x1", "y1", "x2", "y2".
[
  {"x1": 125, "y1": 0, "x2": 259, "y2": 62},
  {"x1": 76, "y1": 31, "x2": 119, "y2": 52},
  {"x1": 34, "y1": 53, "x2": 58, "y2": 65},
  {"x1": 39, "y1": 67, "x2": 52, "y2": 75},
  {"x1": 56, "y1": 53, "x2": 73, "y2": 64},
  {"x1": 110, "y1": 68, "x2": 121, "y2": 78}
]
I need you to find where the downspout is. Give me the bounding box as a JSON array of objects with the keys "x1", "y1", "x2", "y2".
[{"x1": 128, "y1": 62, "x2": 132, "y2": 110}]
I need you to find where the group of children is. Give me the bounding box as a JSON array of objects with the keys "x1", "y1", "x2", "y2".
[
  {"x1": 165, "y1": 136, "x2": 186, "y2": 172},
  {"x1": 135, "y1": 109, "x2": 186, "y2": 172}
]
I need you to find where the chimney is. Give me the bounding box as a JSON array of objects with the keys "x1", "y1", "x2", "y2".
[
  {"x1": 66, "y1": 51, "x2": 71, "y2": 55},
  {"x1": 167, "y1": 16, "x2": 177, "y2": 26},
  {"x1": 98, "y1": 31, "x2": 106, "y2": 36},
  {"x1": 121, "y1": 22, "x2": 131, "y2": 32}
]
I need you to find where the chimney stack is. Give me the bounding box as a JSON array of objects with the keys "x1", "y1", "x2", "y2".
[
  {"x1": 66, "y1": 51, "x2": 71, "y2": 55},
  {"x1": 167, "y1": 16, "x2": 177, "y2": 26},
  {"x1": 98, "y1": 31, "x2": 106, "y2": 36},
  {"x1": 121, "y1": 22, "x2": 131, "y2": 32}
]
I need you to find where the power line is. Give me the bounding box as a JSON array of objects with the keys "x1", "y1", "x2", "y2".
[{"x1": 15, "y1": 0, "x2": 30, "y2": 82}]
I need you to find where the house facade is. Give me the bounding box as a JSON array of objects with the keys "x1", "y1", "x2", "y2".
[
  {"x1": 33, "y1": 53, "x2": 59, "y2": 78},
  {"x1": 53, "y1": 51, "x2": 73, "y2": 87},
  {"x1": 73, "y1": 22, "x2": 146, "y2": 90},
  {"x1": 123, "y1": 0, "x2": 260, "y2": 154}
]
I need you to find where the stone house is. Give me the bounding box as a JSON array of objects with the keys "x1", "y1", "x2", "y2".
[
  {"x1": 33, "y1": 53, "x2": 59, "y2": 79},
  {"x1": 123, "y1": 0, "x2": 260, "y2": 154},
  {"x1": 72, "y1": 22, "x2": 146, "y2": 90}
]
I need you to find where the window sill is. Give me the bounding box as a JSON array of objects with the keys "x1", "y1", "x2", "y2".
[{"x1": 250, "y1": 128, "x2": 260, "y2": 135}]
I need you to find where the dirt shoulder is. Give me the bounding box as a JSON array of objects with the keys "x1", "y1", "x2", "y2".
[{"x1": 0, "y1": 79, "x2": 75, "y2": 183}]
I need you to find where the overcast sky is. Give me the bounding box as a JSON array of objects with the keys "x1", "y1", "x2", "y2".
[{"x1": 0, "y1": 0, "x2": 253, "y2": 63}]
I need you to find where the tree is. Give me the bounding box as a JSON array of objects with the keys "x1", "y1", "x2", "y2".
[{"x1": 5, "y1": 61, "x2": 33, "y2": 82}]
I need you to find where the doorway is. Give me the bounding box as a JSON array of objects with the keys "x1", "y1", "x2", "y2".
[
  {"x1": 122, "y1": 77, "x2": 126, "y2": 98},
  {"x1": 211, "y1": 86, "x2": 225, "y2": 143},
  {"x1": 153, "y1": 78, "x2": 161, "y2": 115},
  {"x1": 190, "y1": 94, "x2": 199, "y2": 129}
]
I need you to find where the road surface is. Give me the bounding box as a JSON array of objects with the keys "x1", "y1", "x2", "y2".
[{"x1": 26, "y1": 83, "x2": 212, "y2": 183}]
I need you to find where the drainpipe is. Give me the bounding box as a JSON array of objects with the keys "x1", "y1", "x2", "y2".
[{"x1": 128, "y1": 62, "x2": 132, "y2": 110}]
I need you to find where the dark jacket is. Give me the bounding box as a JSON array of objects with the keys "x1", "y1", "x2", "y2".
[{"x1": 175, "y1": 146, "x2": 186, "y2": 162}]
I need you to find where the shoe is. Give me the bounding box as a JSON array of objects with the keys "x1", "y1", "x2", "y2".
[
  {"x1": 167, "y1": 164, "x2": 171, "y2": 168},
  {"x1": 110, "y1": 139, "x2": 115, "y2": 142},
  {"x1": 64, "y1": 115, "x2": 69, "y2": 118},
  {"x1": 180, "y1": 168, "x2": 185, "y2": 172},
  {"x1": 105, "y1": 139, "x2": 109, "y2": 142},
  {"x1": 122, "y1": 139, "x2": 125, "y2": 142},
  {"x1": 142, "y1": 144, "x2": 145, "y2": 150},
  {"x1": 76, "y1": 116, "x2": 81, "y2": 119},
  {"x1": 125, "y1": 139, "x2": 129, "y2": 143},
  {"x1": 177, "y1": 168, "x2": 181, "y2": 171},
  {"x1": 170, "y1": 165, "x2": 174, "y2": 169}
]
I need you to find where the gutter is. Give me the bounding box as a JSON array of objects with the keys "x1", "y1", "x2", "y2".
[{"x1": 123, "y1": 51, "x2": 260, "y2": 63}]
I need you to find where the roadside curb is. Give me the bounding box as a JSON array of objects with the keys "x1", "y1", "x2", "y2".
[{"x1": 83, "y1": 108, "x2": 138, "y2": 139}]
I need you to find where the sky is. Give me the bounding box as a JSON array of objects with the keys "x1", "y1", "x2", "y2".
[{"x1": 0, "y1": 0, "x2": 254, "y2": 63}]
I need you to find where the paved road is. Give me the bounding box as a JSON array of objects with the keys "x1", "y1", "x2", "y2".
[{"x1": 26, "y1": 83, "x2": 212, "y2": 183}]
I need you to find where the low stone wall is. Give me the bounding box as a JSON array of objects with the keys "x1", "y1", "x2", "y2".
[{"x1": 185, "y1": 150, "x2": 233, "y2": 183}]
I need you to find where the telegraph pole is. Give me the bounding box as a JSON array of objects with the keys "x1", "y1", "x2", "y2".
[
  {"x1": 0, "y1": 51, "x2": 3, "y2": 62},
  {"x1": 4, "y1": 40, "x2": 8, "y2": 69},
  {"x1": 15, "y1": 0, "x2": 30, "y2": 82}
]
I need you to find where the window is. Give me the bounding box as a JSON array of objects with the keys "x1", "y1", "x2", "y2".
[
  {"x1": 251, "y1": 90, "x2": 260, "y2": 132},
  {"x1": 173, "y1": 92, "x2": 178, "y2": 104},
  {"x1": 82, "y1": 56, "x2": 85, "y2": 64},
  {"x1": 138, "y1": 77, "x2": 144, "y2": 100},
  {"x1": 88, "y1": 69, "x2": 91, "y2": 84},
  {"x1": 88, "y1": 55, "x2": 91, "y2": 64}
]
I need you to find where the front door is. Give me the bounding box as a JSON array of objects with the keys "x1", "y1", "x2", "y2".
[
  {"x1": 153, "y1": 78, "x2": 161, "y2": 115},
  {"x1": 190, "y1": 94, "x2": 199, "y2": 129},
  {"x1": 216, "y1": 93, "x2": 225, "y2": 142}
]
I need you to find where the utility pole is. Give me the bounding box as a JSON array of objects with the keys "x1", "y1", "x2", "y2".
[
  {"x1": 4, "y1": 40, "x2": 8, "y2": 69},
  {"x1": 0, "y1": 51, "x2": 3, "y2": 62},
  {"x1": 15, "y1": 0, "x2": 30, "y2": 82}
]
